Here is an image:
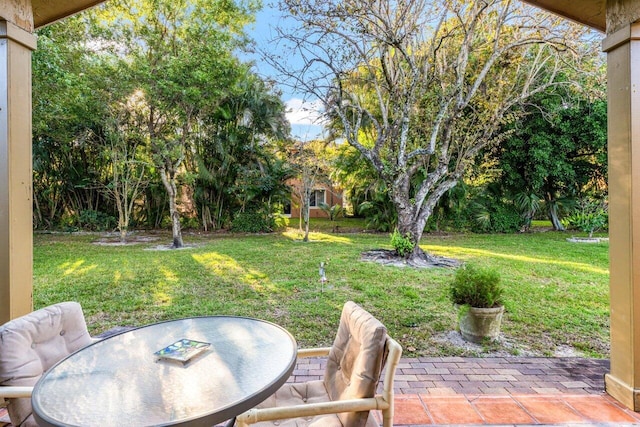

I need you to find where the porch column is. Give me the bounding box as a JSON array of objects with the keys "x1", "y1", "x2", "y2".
[
  {"x1": 0, "y1": 20, "x2": 36, "y2": 324},
  {"x1": 603, "y1": 20, "x2": 640, "y2": 411}
]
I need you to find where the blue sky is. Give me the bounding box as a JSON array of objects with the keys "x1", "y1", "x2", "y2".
[{"x1": 243, "y1": 3, "x2": 325, "y2": 141}]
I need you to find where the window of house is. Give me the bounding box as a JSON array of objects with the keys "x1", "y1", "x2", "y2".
[{"x1": 309, "y1": 189, "x2": 326, "y2": 207}]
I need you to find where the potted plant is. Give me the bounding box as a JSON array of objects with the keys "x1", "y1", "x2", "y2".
[{"x1": 448, "y1": 263, "x2": 504, "y2": 343}]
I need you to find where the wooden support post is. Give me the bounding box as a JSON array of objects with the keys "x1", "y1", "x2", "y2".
[
  {"x1": 0, "y1": 20, "x2": 36, "y2": 323},
  {"x1": 603, "y1": 20, "x2": 640, "y2": 411}
]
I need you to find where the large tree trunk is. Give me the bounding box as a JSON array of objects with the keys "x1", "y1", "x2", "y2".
[
  {"x1": 393, "y1": 178, "x2": 459, "y2": 267},
  {"x1": 170, "y1": 205, "x2": 183, "y2": 248},
  {"x1": 395, "y1": 202, "x2": 457, "y2": 267},
  {"x1": 546, "y1": 195, "x2": 565, "y2": 231},
  {"x1": 548, "y1": 208, "x2": 565, "y2": 231},
  {"x1": 160, "y1": 167, "x2": 184, "y2": 248}
]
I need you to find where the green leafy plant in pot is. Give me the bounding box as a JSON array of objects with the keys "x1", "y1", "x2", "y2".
[{"x1": 448, "y1": 263, "x2": 504, "y2": 343}]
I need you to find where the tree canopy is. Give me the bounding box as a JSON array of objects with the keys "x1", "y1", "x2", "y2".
[
  {"x1": 31, "y1": 0, "x2": 607, "y2": 250},
  {"x1": 270, "y1": 0, "x2": 599, "y2": 264},
  {"x1": 499, "y1": 97, "x2": 607, "y2": 230},
  {"x1": 32, "y1": 0, "x2": 291, "y2": 242}
]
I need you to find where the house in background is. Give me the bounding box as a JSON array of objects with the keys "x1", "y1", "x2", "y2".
[{"x1": 285, "y1": 179, "x2": 343, "y2": 219}]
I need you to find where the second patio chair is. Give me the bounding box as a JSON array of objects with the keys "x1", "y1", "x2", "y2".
[
  {"x1": 236, "y1": 300, "x2": 402, "y2": 427},
  {"x1": 0, "y1": 301, "x2": 95, "y2": 427}
]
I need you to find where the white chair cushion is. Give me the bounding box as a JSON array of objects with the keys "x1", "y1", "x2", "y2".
[
  {"x1": 324, "y1": 301, "x2": 387, "y2": 426},
  {"x1": 0, "y1": 302, "x2": 92, "y2": 426}
]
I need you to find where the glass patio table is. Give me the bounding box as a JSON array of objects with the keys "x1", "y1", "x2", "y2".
[{"x1": 32, "y1": 316, "x2": 297, "y2": 427}]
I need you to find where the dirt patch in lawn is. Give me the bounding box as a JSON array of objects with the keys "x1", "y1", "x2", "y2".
[
  {"x1": 93, "y1": 235, "x2": 160, "y2": 246},
  {"x1": 432, "y1": 331, "x2": 587, "y2": 358},
  {"x1": 145, "y1": 243, "x2": 200, "y2": 251},
  {"x1": 360, "y1": 249, "x2": 459, "y2": 268}
]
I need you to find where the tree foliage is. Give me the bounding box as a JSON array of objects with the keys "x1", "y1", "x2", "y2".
[
  {"x1": 564, "y1": 197, "x2": 608, "y2": 237},
  {"x1": 288, "y1": 140, "x2": 334, "y2": 241},
  {"x1": 499, "y1": 97, "x2": 607, "y2": 230},
  {"x1": 31, "y1": 0, "x2": 292, "y2": 239},
  {"x1": 194, "y1": 75, "x2": 291, "y2": 231},
  {"x1": 89, "y1": 0, "x2": 258, "y2": 247},
  {"x1": 272, "y1": 0, "x2": 597, "y2": 264},
  {"x1": 32, "y1": 23, "x2": 114, "y2": 229}
]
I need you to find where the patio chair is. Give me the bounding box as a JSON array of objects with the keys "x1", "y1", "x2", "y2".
[
  {"x1": 235, "y1": 301, "x2": 402, "y2": 427},
  {"x1": 0, "y1": 301, "x2": 95, "y2": 427}
]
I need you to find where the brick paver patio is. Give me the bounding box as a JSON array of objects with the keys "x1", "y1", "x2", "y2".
[
  {"x1": 292, "y1": 356, "x2": 610, "y2": 396},
  {"x1": 4, "y1": 356, "x2": 639, "y2": 426},
  {"x1": 288, "y1": 356, "x2": 640, "y2": 426}
]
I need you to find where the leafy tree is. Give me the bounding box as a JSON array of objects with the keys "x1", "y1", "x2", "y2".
[
  {"x1": 91, "y1": 0, "x2": 257, "y2": 247},
  {"x1": 318, "y1": 202, "x2": 344, "y2": 221},
  {"x1": 499, "y1": 98, "x2": 607, "y2": 230},
  {"x1": 513, "y1": 192, "x2": 541, "y2": 232},
  {"x1": 271, "y1": 0, "x2": 595, "y2": 265},
  {"x1": 356, "y1": 185, "x2": 397, "y2": 232},
  {"x1": 194, "y1": 75, "x2": 290, "y2": 231},
  {"x1": 288, "y1": 140, "x2": 333, "y2": 242},
  {"x1": 32, "y1": 23, "x2": 109, "y2": 229},
  {"x1": 99, "y1": 92, "x2": 151, "y2": 242},
  {"x1": 425, "y1": 179, "x2": 523, "y2": 233},
  {"x1": 333, "y1": 144, "x2": 397, "y2": 231},
  {"x1": 32, "y1": 0, "x2": 290, "y2": 237}
]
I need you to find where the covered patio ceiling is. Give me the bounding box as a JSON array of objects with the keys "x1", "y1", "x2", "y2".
[
  {"x1": 522, "y1": 0, "x2": 605, "y2": 31},
  {"x1": 32, "y1": 0, "x2": 106, "y2": 29},
  {"x1": 30, "y1": 0, "x2": 606, "y2": 31}
]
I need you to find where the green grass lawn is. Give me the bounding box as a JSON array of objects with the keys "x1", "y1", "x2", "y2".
[{"x1": 33, "y1": 223, "x2": 609, "y2": 358}]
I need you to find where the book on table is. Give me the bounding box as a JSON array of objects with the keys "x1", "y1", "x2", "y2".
[{"x1": 154, "y1": 339, "x2": 211, "y2": 363}]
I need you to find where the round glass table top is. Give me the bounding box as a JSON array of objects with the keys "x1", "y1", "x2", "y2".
[{"x1": 32, "y1": 317, "x2": 297, "y2": 427}]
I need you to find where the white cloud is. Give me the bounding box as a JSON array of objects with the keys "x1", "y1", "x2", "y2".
[
  {"x1": 285, "y1": 98, "x2": 325, "y2": 141},
  {"x1": 285, "y1": 98, "x2": 324, "y2": 126}
]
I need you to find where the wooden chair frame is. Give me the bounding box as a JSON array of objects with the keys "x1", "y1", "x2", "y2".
[
  {"x1": 236, "y1": 336, "x2": 402, "y2": 427},
  {"x1": 0, "y1": 387, "x2": 33, "y2": 399}
]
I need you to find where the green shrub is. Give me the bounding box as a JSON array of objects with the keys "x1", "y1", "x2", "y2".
[
  {"x1": 231, "y1": 211, "x2": 275, "y2": 233},
  {"x1": 390, "y1": 229, "x2": 415, "y2": 258},
  {"x1": 357, "y1": 196, "x2": 397, "y2": 232},
  {"x1": 564, "y1": 198, "x2": 608, "y2": 237},
  {"x1": 273, "y1": 213, "x2": 289, "y2": 229},
  {"x1": 318, "y1": 203, "x2": 344, "y2": 221},
  {"x1": 76, "y1": 210, "x2": 116, "y2": 231},
  {"x1": 448, "y1": 263, "x2": 503, "y2": 308},
  {"x1": 180, "y1": 216, "x2": 201, "y2": 230},
  {"x1": 472, "y1": 204, "x2": 523, "y2": 233},
  {"x1": 427, "y1": 192, "x2": 523, "y2": 233},
  {"x1": 488, "y1": 204, "x2": 523, "y2": 233}
]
